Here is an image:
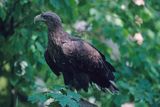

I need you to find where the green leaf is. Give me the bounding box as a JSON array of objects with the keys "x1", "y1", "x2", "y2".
[
  {"x1": 35, "y1": 42, "x2": 44, "y2": 52},
  {"x1": 67, "y1": 90, "x2": 81, "y2": 101},
  {"x1": 0, "y1": 6, "x2": 6, "y2": 20},
  {"x1": 20, "y1": 0, "x2": 29, "y2": 5},
  {"x1": 15, "y1": 97, "x2": 19, "y2": 107},
  {"x1": 28, "y1": 93, "x2": 47, "y2": 103},
  {"x1": 49, "y1": 0, "x2": 61, "y2": 9}
]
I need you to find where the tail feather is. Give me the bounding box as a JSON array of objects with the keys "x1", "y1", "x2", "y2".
[
  {"x1": 108, "y1": 80, "x2": 119, "y2": 94},
  {"x1": 90, "y1": 71, "x2": 119, "y2": 93},
  {"x1": 98, "y1": 81, "x2": 119, "y2": 94}
]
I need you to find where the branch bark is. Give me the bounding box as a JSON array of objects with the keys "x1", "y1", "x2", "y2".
[{"x1": 80, "y1": 99, "x2": 98, "y2": 107}]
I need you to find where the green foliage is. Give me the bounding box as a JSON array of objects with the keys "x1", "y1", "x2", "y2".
[
  {"x1": 0, "y1": 0, "x2": 160, "y2": 107},
  {"x1": 28, "y1": 86, "x2": 80, "y2": 107}
]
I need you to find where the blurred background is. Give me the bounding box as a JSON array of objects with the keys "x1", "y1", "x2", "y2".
[{"x1": 0, "y1": 0, "x2": 160, "y2": 107}]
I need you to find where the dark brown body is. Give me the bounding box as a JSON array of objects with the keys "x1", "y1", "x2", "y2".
[{"x1": 35, "y1": 12, "x2": 118, "y2": 92}]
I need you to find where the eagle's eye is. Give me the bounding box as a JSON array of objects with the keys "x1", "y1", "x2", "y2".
[{"x1": 41, "y1": 14, "x2": 48, "y2": 19}]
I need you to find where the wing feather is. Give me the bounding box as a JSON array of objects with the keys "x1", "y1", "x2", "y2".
[
  {"x1": 61, "y1": 38, "x2": 118, "y2": 92},
  {"x1": 44, "y1": 50, "x2": 60, "y2": 76}
]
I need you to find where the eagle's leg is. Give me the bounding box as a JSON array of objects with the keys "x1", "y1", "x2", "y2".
[
  {"x1": 71, "y1": 71, "x2": 90, "y2": 91},
  {"x1": 62, "y1": 71, "x2": 74, "y2": 89}
]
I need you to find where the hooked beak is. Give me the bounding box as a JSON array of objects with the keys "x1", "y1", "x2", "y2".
[{"x1": 34, "y1": 14, "x2": 45, "y2": 24}]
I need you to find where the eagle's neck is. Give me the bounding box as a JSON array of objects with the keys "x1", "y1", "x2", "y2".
[{"x1": 48, "y1": 26, "x2": 69, "y2": 46}]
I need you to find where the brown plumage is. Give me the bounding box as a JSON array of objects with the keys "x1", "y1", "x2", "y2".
[{"x1": 34, "y1": 12, "x2": 119, "y2": 93}]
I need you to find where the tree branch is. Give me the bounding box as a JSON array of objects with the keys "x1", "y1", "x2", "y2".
[{"x1": 80, "y1": 99, "x2": 98, "y2": 107}]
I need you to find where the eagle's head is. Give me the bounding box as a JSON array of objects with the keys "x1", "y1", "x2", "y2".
[{"x1": 34, "y1": 12, "x2": 62, "y2": 29}]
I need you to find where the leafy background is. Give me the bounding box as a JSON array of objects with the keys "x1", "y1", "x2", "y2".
[{"x1": 0, "y1": 0, "x2": 160, "y2": 107}]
